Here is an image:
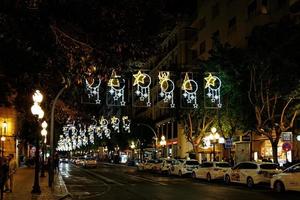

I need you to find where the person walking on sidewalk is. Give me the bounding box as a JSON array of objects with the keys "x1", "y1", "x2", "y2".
[
  {"x1": 5, "y1": 154, "x2": 17, "y2": 193},
  {"x1": 0, "y1": 157, "x2": 9, "y2": 200}
]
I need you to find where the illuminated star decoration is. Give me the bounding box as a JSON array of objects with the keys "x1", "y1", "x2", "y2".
[
  {"x1": 204, "y1": 73, "x2": 222, "y2": 108},
  {"x1": 107, "y1": 70, "x2": 125, "y2": 106},
  {"x1": 85, "y1": 78, "x2": 101, "y2": 104},
  {"x1": 133, "y1": 70, "x2": 151, "y2": 107},
  {"x1": 181, "y1": 73, "x2": 199, "y2": 108},
  {"x1": 158, "y1": 71, "x2": 175, "y2": 108},
  {"x1": 122, "y1": 116, "x2": 131, "y2": 133},
  {"x1": 111, "y1": 116, "x2": 120, "y2": 133}
]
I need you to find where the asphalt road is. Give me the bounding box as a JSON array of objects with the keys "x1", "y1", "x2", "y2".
[{"x1": 59, "y1": 163, "x2": 299, "y2": 200}]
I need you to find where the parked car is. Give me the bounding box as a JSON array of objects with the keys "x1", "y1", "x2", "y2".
[
  {"x1": 224, "y1": 161, "x2": 282, "y2": 188},
  {"x1": 271, "y1": 163, "x2": 300, "y2": 192},
  {"x1": 82, "y1": 157, "x2": 97, "y2": 168},
  {"x1": 75, "y1": 157, "x2": 85, "y2": 165},
  {"x1": 160, "y1": 159, "x2": 174, "y2": 174},
  {"x1": 150, "y1": 159, "x2": 163, "y2": 172},
  {"x1": 137, "y1": 159, "x2": 156, "y2": 171},
  {"x1": 169, "y1": 159, "x2": 199, "y2": 177},
  {"x1": 192, "y1": 162, "x2": 231, "y2": 182},
  {"x1": 127, "y1": 159, "x2": 140, "y2": 166}
]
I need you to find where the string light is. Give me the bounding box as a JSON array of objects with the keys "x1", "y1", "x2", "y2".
[
  {"x1": 111, "y1": 116, "x2": 120, "y2": 133},
  {"x1": 181, "y1": 72, "x2": 199, "y2": 108},
  {"x1": 107, "y1": 70, "x2": 126, "y2": 106},
  {"x1": 122, "y1": 116, "x2": 131, "y2": 133},
  {"x1": 85, "y1": 78, "x2": 101, "y2": 104},
  {"x1": 204, "y1": 73, "x2": 222, "y2": 108}
]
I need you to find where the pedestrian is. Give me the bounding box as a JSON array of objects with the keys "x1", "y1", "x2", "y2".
[
  {"x1": 5, "y1": 154, "x2": 17, "y2": 192},
  {"x1": 0, "y1": 157, "x2": 9, "y2": 199}
]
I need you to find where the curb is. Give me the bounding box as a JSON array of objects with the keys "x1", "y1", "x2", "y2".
[{"x1": 54, "y1": 173, "x2": 73, "y2": 200}]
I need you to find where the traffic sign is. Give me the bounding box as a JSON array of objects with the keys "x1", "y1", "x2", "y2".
[
  {"x1": 282, "y1": 142, "x2": 292, "y2": 151},
  {"x1": 225, "y1": 138, "x2": 232, "y2": 149},
  {"x1": 281, "y1": 132, "x2": 293, "y2": 141}
]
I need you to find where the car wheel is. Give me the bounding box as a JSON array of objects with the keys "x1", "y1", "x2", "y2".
[
  {"x1": 247, "y1": 177, "x2": 254, "y2": 189},
  {"x1": 192, "y1": 172, "x2": 197, "y2": 179},
  {"x1": 274, "y1": 181, "x2": 285, "y2": 193},
  {"x1": 178, "y1": 170, "x2": 182, "y2": 177},
  {"x1": 207, "y1": 173, "x2": 211, "y2": 182},
  {"x1": 225, "y1": 175, "x2": 230, "y2": 185}
]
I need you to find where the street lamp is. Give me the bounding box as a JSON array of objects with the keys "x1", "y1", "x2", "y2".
[
  {"x1": 160, "y1": 135, "x2": 166, "y2": 158},
  {"x1": 208, "y1": 127, "x2": 220, "y2": 161},
  {"x1": 31, "y1": 89, "x2": 44, "y2": 194},
  {"x1": 40, "y1": 121, "x2": 48, "y2": 178}
]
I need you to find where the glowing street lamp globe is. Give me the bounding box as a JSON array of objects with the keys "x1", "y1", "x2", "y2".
[
  {"x1": 42, "y1": 121, "x2": 48, "y2": 129},
  {"x1": 1, "y1": 136, "x2": 5, "y2": 142},
  {"x1": 32, "y1": 90, "x2": 43, "y2": 103},
  {"x1": 41, "y1": 129, "x2": 47, "y2": 136}
]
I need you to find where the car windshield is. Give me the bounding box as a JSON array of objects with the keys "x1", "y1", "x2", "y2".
[
  {"x1": 260, "y1": 164, "x2": 279, "y2": 169},
  {"x1": 186, "y1": 161, "x2": 199, "y2": 165},
  {"x1": 216, "y1": 163, "x2": 231, "y2": 168}
]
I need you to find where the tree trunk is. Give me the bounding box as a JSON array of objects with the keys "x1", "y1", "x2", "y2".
[{"x1": 271, "y1": 141, "x2": 279, "y2": 164}]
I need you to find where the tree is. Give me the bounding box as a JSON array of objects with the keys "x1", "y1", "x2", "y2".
[{"x1": 246, "y1": 20, "x2": 300, "y2": 163}]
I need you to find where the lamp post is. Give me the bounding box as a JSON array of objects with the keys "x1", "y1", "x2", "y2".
[
  {"x1": 1, "y1": 121, "x2": 7, "y2": 157},
  {"x1": 130, "y1": 141, "x2": 136, "y2": 159},
  {"x1": 1, "y1": 136, "x2": 5, "y2": 157},
  {"x1": 40, "y1": 121, "x2": 48, "y2": 177},
  {"x1": 160, "y1": 135, "x2": 166, "y2": 158},
  {"x1": 31, "y1": 90, "x2": 44, "y2": 194},
  {"x1": 208, "y1": 127, "x2": 220, "y2": 161},
  {"x1": 136, "y1": 123, "x2": 158, "y2": 159}
]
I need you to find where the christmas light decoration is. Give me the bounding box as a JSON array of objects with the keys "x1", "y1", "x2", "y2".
[
  {"x1": 181, "y1": 72, "x2": 199, "y2": 108},
  {"x1": 107, "y1": 70, "x2": 126, "y2": 106},
  {"x1": 85, "y1": 78, "x2": 101, "y2": 104},
  {"x1": 122, "y1": 116, "x2": 131, "y2": 133},
  {"x1": 158, "y1": 71, "x2": 175, "y2": 108},
  {"x1": 99, "y1": 116, "x2": 111, "y2": 139},
  {"x1": 204, "y1": 73, "x2": 222, "y2": 108},
  {"x1": 111, "y1": 116, "x2": 120, "y2": 133},
  {"x1": 133, "y1": 70, "x2": 151, "y2": 107}
]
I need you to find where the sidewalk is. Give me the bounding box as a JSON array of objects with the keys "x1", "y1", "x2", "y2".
[{"x1": 3, "y1": 167, "x2": 71, "y2": 200}]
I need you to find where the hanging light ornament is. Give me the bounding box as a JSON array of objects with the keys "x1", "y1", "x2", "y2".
[
  {"x1": 107, "y1": 70, "x2": 126, "y2": 106},
  {"x1": 133, "y1": 70, "x2": 151, "y2": 107},
  {"x1": 85, "y1": 77, "x2": 101, "y2": 104},
  {"x1": 122, "y1": 116, "x2": 131, "y2": 133},
  {"x1": 111, "y1": 116, "x2": 120, "y2": 133},
  {"x1": 181, "y1": 72, "x2": 199, "y2": 108},
  {"x1": 99, "y1": 116, "x2": 111, "y2": 139},
  {"x1": 87, "y1": 125, "x2": 95, "y2": 144},
  {"x1": 158, "y1": 71, "x2": 175, "y2": 108},
  {"x1": 204, "y1": 73, "x2": 222, "y2": 108},
  {"x1": 71, "y1": 125, "x2": 78, "y2": 150}
]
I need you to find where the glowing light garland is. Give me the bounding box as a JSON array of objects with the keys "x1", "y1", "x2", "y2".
[
  {"x1": 158, "y1": 71, "x2": 175, "y2": 108},
  {"x1": 133, "y1": 70, "x2": 151, "y2": 107},
  {"x1": 111, "y1": 116, "x2": 120, "y2": 133},
  {"x1": 99, "y1": 116, "x2": 111, "y2": 139},
  {"x1": 85, "y1": 78, "x2": 101, "y2": 104},
  {"x1": 181, "y1": 73, "x2": 199, "y2": 108},
  {"x1": 107, "y1": 70, "x2": 126, "y2": 106},
  {"x1": 204, "y1": 73, "x2": 222, "y2": 108},
  {"x1": 122, "y1": 116, "x2": 131, "y2": 133}
]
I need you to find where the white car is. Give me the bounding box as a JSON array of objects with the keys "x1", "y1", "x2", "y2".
[
  {"x1": 224, "y1": 161, "x2": 282, "y2": 188},
  {"x1": 137, "y1": 160, "x2": 157, "y2": 171},
  {"x1": 160, "y1": 159, "x2": 174, "y2": 174},
  {"x1": 271, "y1": 163, "x2": 300, "y2": 192},
  {"x1": 192, "y1": 162, "x2": 231, "y2": 182},
  {"x1": 169, "y1": 159, "x2": 199, "y2": 177}
]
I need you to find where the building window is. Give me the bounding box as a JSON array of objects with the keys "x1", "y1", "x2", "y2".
[
  {"x1": 212, "y1": 30, "x2": 220, "y2": 48},
  {"x1": 198, "y1": 17, "x2": 206, "y2": 31},
  {"x1": 248, "y1": 0, "x2": 257, "y2": 19},
  {"x1": 199, "y1": 41, "x2": 206, "y2": 55},
  {"x1": 211, "y1": 3, "x2": 220, "y2": 19},
  {"x1": 277, "y1": 0, "x2": 287, "y2": 9},
  {"x1": 228, "y1": 16, "x2": 237, "y2": 31},
  {"x1": 261, "y1": 0, "x2": 269, "y2": 14}
]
